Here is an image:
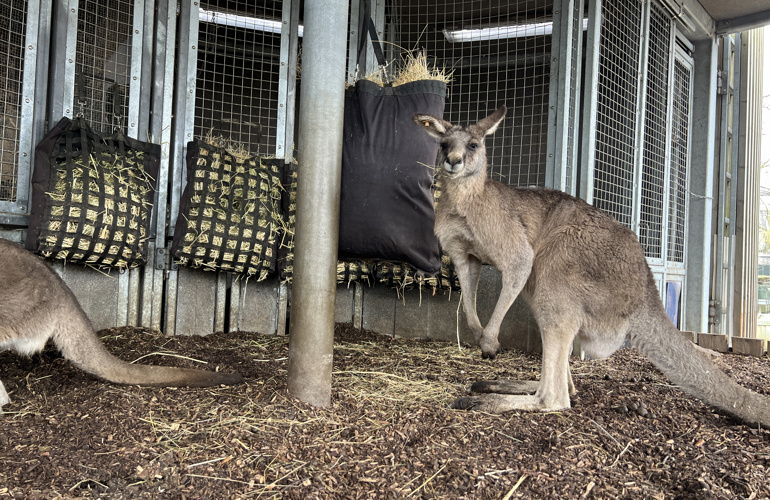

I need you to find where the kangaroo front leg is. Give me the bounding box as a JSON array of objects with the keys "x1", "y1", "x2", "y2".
[
  {"x1": 452, "y1": 253, "x2": 484, "y2": 343},
  {"x1": 478, "y1": 257, "x2": 533, "y2": 359}
]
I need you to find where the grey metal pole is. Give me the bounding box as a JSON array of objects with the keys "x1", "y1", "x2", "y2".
[{"x1": 287, "y1": 0, "x2": 348, "y2": 407}]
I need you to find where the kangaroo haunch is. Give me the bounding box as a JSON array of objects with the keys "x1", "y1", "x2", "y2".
[
  {"x1": 0, "y1": 239, "x2": 243, "y2": 410},
  {"x1": 413, "y1": 105, "x2": 770, "y2": 427}
]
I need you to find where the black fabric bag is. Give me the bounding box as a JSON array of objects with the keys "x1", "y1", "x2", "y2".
[
  {"x1": 338, "y1": 76, "x2": 445, "y2": 276},
  {"x1": 27, "y1": 116, "x2": 160, "y2": 269},
  {"x1": 171, "y1": 139, "x2": 283, "y2": 280}
]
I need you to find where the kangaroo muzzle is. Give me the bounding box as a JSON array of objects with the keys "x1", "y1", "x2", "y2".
[{"x1": 444, "y1": 154, "x2": 464, "y2": 175}]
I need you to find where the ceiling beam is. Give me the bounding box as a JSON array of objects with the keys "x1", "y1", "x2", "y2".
[{"x1": 716, "y1": 10, "x2": 770, "y2": 35}]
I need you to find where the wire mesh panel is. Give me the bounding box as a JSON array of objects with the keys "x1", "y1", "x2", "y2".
[
  {"x1": 592, "y1": 0, "x2": 642, "y2": 227},
  {"x1": 74, "y1": 0, "x2": 135, "y2": 133},
  {"x1": 195, "y1": 2, "x2": 285, "y2": 156},
  {"x1": 639, "y1": 3, "x2": 670, "y2": 260},
  {"x1": 0, "y1": 0, "x2": 27, "y2": 202},
  {"x1": 667, "y1": 55, "x2": 691, "y2": 264},
  {"x1": 388, "y1": 0, "x2": 553, "y2": 187}
]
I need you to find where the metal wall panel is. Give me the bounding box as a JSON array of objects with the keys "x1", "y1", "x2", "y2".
[
  {"x1": 72, "y1": 0, "x2": 137, "y2": 133},
  {"x1": 0, "y1": 0, "x2": 46, "y2": 224},
  {"x1": 0, "y1": 1, "x2": 28, "y2": 206},
  {"x1": 194, "y1": 1, "x2": 286, "y2": 156},
  {"x1": 168, "y1": 0, "x2": 301, "y2": 336}
]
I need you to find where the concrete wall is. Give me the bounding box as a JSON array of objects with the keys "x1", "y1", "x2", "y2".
[{"x1": 334, "y1": 265, "x2": 542, "y2": 352}]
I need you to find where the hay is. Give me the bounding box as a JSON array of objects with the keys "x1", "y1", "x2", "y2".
[
  {"x1": 354, "y1": 49, "x2": 451, "y2": 87},
  {"x1": 390, "y1": 50, "x2": 451, "y2": 87}
]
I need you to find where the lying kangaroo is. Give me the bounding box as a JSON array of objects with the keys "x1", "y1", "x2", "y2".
[
  {"x1": 0, "y1": 239, "x2": 243, "y2": 410},
  {"x1": 413, "y1": 106, "x2": 770, "y2": 427}
]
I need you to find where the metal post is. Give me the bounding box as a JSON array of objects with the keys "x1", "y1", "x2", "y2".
[
  {"x1": 287, "y1": 0, "x2": 348, "y2": 407},
  {"x1": 683, "y1": 37, "x2": 717, "y2": 333}
]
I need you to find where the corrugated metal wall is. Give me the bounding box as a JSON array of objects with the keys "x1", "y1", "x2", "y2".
[{"x1": 734, "y1": 28, "x2": 763, "y2": 339}]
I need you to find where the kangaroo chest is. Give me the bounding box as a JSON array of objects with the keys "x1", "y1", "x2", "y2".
[{"x1": 435, "y1": 204, "x2": 500, "y2": 265}]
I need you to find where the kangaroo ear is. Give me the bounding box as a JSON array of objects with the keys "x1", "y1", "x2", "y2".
[
  {"x1": 413, "y1": 113, "x2": 451, "y2": 139},
  {"x1": 476, "y1": 105, "x2": 507, "y2": 137}
]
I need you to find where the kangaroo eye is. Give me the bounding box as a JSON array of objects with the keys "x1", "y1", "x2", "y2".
[
  {"x1": 468, "y1": 142, "x2": 479, "y2": 151},
  {"x1": 440, "y1": 142, "x2": 449, "y2": 151}
]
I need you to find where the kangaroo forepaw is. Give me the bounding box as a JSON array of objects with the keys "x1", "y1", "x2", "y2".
[{"x1": 480, "y1": 345, "x2": 502, "y2": 360}]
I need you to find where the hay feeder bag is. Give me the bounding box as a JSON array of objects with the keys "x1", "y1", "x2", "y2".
[
  {"x1": 26, "y1": 116, "x2": 160, "y2": 269},
  {"x1": 339, "y1": 78, "x2": 445, "y2": 276},
  {"x1": 171, "y1": 140, "x2": 283, "y2": 280}
]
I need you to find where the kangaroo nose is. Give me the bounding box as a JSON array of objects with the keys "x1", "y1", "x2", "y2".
[{"x1": 444, "y1": 154, "x2": 463, "y2": 174}]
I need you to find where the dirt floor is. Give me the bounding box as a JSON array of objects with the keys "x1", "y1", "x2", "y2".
[{"x1": 1, "y1": 323, "x2": 769, "y2": 499}]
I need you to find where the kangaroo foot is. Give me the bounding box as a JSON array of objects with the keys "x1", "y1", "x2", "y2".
[
  {"x1": 450, "y1": 393, "x2": 570, "y2": 413},
  {"x1": 469, "y1": 379, "x2": 540, "y2": 395}
]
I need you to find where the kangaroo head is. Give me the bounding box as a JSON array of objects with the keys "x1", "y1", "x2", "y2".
[{"x1": 413, "y1": 105, "x2": 507, "y2": 179}]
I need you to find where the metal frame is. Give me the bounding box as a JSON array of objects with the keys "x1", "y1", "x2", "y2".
[
  {"x1": 711, "y1": 33, "x2": 742, "y2": 334},
  {"x1": 546, "y1": 0, "x2": 584, "y2": 195},
  {"x1": 631, "y1": 1, "x2": 653, "y2": 239},
  {"x1": 659, "y1": 31, "x2": 695, "y2": 325},
  {"x1": 638, "y1": 1, "x2": 673, "y2": 270},
  {"x1": 142, "y1": 0, "x2": 178, "y2": 331},
  {"x1": 578, "y1": 0, "x2": 602, "y2": 203}
]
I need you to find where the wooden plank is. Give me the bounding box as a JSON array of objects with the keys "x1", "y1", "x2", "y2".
[
  {"x1": 697, "y1": 333, "x2": 728, "y2": 353},
  {"x1": 732, "y1": 337, "x2": 766, "y2": 357},
  {"x1": 679, "y1": 331, "x2": 697, "y2": 344}
]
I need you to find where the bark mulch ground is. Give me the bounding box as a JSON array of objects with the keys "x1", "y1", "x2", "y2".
[{"x1": 1, "y1": 323, "x2": 769, "y2": 499}]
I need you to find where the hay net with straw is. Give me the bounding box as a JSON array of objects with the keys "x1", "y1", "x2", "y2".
[
  {"x1": 30, "y1": 116, "x2": 159, "y2": 270},
  {"x1": 171, "y1": 138, "x2": 284, "y2": 280}
]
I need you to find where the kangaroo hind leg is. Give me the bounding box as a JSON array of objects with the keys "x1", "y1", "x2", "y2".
[
  {"x1": 451, "y1": 318, "x2": 577, "y2": 413},
  {"x1": 0, "y1": 380, "x2": 10, "y2": 409}
]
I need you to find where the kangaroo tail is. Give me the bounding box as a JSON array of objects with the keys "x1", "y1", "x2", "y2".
[
  {"x1": 52, "y1": 308, "x2": 243, "y2": 388},
  {"x1": 628, "y1": 297, "x2": 770, "y2": 427}
]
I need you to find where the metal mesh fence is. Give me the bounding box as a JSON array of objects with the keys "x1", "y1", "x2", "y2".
[
  {"x1": 639, "y1": 3, "x2": 670, "y2": 260},
  {"x1": 195, "y1": 2, "x2": 285, "y2": 156},
  {"x1": 667, "y1": 56, "x2": 691, "y2": 264},
  {"x1": 0, "y1": 0, "x2": 27, "y2": 202},
  {"x1": 74, "y1": 0, "x2": 135, "y2": 134},
  {"x1": 387, "y1": 0, "x2": 552, "y2": 187},
  {"x1": 592, "y1": 0, "x2": 642, "y2": 228}
]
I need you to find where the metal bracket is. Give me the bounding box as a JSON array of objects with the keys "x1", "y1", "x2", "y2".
[
  {"x1": 155, "y1": 247, "x2": 178, "y2": 271},
  {"x1": 708, "y1": 300, "x2": 721, "y2": 324},
  {"x1": 716, "y1": 70, "x2": 728, "y2": 95}
]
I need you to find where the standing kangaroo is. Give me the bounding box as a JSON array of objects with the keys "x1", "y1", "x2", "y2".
[
  {"x1": 0, "y1": 239, "x2": 243, "y2": 410},
  {"x1": 413, "y1": 105, "x2": 770, "y2": 427}
]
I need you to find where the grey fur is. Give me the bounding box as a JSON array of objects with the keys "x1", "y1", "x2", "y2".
[
  {"x1": 413, "y1": 106, "x2": 770, "y2": 426},
  {"x1": 0, "y1": 239, "x2": 243, "y2": 410}
]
